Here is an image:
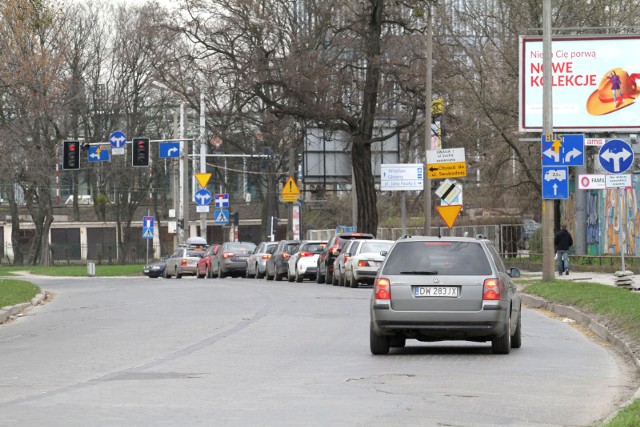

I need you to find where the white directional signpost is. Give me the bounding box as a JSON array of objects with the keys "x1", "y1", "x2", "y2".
[
  {"x1": 380, "y1": 164, "x2": 424, "y2": 191},
  {"x1": 110, "y1": 131, "x2": 126, "y2": 155}
]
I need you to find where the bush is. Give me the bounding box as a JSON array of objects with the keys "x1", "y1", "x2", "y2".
[{"x1": 528, "y1": 227, "x2": 542, "y2": 254}]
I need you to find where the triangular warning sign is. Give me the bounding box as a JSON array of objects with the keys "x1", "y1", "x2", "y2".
[
  {"x1": 195, "y1": 173, "x2": 212, "y2": 188},
  {"x1": 282, "y1": 176, "x2": 300, "y2": 196},
  {"x1": 436, "y1": 205, "x2": 462, "y2": 229}
]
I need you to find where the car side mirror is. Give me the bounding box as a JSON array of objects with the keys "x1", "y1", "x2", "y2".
[{"x1": 509, "y1": 267, "x2": 521, "y2": 278}]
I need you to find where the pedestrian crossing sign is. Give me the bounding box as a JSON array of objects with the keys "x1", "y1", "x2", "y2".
[{"x1": 214, "y1": 209, "x2": 229, "y2": 225}]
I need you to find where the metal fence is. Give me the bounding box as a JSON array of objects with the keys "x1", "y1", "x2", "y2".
[{"x1": 307, "y1": 224, "x2": 531, "y2": 258}]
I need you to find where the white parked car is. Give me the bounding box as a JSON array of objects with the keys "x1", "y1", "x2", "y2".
[
  {"x1": 287, "y1": 240, "x2": 326, "y2": 282},
  {"x1": 344, "y1": 239, "x2": 394, "y2": 288}
]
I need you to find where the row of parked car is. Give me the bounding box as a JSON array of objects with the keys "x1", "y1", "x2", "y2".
[{"x1": 143, "y1": 233, "x2": 394, "y2": 288}]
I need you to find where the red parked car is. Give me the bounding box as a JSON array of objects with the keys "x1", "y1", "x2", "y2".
[{"x1": 197, "y1": 244, "x2": 221, "y2": 278}]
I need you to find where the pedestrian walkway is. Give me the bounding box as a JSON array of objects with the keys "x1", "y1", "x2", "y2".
[{"x1": 520, "y1": 270, "x2": 638, "y2": 288}]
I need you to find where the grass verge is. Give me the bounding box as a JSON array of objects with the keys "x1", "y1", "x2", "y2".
[
  {"x1": 0, "y1": 265, "x2": 144, "y2": 277},
  {"x1": 0, "y1": 279, "x2": 40, "y2": 308},
  {"x1": 521, "y1": 279, "x2": 640, "y2": 426}
]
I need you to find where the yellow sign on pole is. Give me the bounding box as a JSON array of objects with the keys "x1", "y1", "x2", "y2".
[
  {"x1": 195, "y1": 173, "x2": 212, "y2": 188},
  {"x1": 281, "y1": 176, "x2": 300, "y2": 202},
  {"x1": 436, "y1": 205, "x2": 462, "y2": 229},
  {"x1": 427, "y1": 162, "x2": 467, "y2": 179}
]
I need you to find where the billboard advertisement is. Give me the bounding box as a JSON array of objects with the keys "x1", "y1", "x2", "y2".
[{"x1": 519, "y1": 35, "x2": 640, "y2": 132}]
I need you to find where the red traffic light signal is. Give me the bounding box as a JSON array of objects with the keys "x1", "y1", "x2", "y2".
[
  {"x1": 132, "y1": 137, "x2": 150, "y2": 167},
  {"x1": 63, "y1": 140, "x2": 80, "y2": 170}
]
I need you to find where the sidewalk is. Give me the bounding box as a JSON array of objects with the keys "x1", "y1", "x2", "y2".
[{"x1": 520, "y1": 269, "x2": 638, "y2": 289}]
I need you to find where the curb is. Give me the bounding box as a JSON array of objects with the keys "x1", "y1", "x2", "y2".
[
  {"x1": 0, "y1": 292, "x2": 47, "y2": 325},
  {"x1": 522, "y1": 294, "x2": 640, "y2": 417}
]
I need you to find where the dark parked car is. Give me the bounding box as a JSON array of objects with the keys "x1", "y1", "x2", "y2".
[
  {"x1": 369, "y1": 235, "x2": 522, "y2": 355},
  {"x1": 265, "y1": 240, "x2": 300, "y2": 281},
  {"x1": 143, "y1": 258, "x2": 167, "y2": 279},
  {"x1": 317, "y1": 232, "x2": 375, "y2": 284},
  {"x1": 196, "y1": 244, "x2": 221, "y2": 278},
  {"x1": 211, "y1": 242, "x2": 257, "y2": 278}
]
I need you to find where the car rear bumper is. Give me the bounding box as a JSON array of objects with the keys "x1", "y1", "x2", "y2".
[
  {"x1": 221, "y1": 260, "x2": 248, "y2": 272},
  {"x1": 371, "y1": 303, "x2": 509, "y2": 339}
]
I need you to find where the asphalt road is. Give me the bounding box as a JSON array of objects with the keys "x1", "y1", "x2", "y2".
[{"x1": 0, "y1": 276, "x2": 636, "y2": 426}]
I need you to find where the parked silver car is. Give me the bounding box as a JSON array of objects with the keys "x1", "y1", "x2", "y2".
[
  {"x1": 370, "y1": 235, "x2": 522, "y2": 355},
  {"x1": 246, "y1": 241, "x2": 277, "y2": 279},
  {"x1": 343, "y1": 239, "x2": 394, "y2": 288},
  {"x1": 163, "y1": 246, "x2": 206, "y2": 279}
]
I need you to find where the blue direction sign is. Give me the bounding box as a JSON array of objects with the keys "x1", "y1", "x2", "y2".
[
  {"x1": 142, "y1": 216, "x2": 154, "y2": 239},
  {"x1": 214, "y1": 193, "x2": 230, "y2": 208},
  {"x1": 159, "y1": 141, "x2": 180, "y2": 158},
  {"x1": 87, "y1": 146, "x2": 110, "y2": 162},
  {"x1": 214, "y1": 209, "x2": 229, "y2": 225},
  {"x1": 110, "y1": 131, "x2": 126, "y2": 149},
  {"x1": 542, "y1": 166, "x2": 569, "y2": 199},
  {"x1": 599, "y1": 139, "x2": 634, "y2": 174},
  {"x1": 194, "y1": 189, "x2": 212, "y2": 206},
  {"x1": 541, "y1": 134, "x2": 584, "y2": 166}
]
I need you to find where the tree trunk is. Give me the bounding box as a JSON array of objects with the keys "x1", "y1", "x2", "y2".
[{"x1": 351, "y1": 137, "x2": 378, "y2": 235}]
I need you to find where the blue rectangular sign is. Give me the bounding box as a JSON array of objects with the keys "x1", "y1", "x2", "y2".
[
  {"x1": 541, "y1": 134, "x2": 584, "y2": 167},
  {"x1": 142, "y1": 216, "x2": 154, "y2": 239},
  {"x1": 542, "y1": 166, "x2": 569, "y2": 199},
  {"x1": 87, "y1": 146, "x2": 110, "y2": 162},
  {"x1": 159, "y1": 142, "x2": 180, "y2": 158}
]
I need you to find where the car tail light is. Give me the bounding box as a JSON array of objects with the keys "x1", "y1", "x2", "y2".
[
  {"x1": 261, "y1": 254, "x2": 271, "y2": 259},
  {"x1": 222, "y1": 252, "x2": 235, "y2": 259},
  {"x1": 181, "y1": 259, "x2": 187, "y2": 266},
  {"x1": 358, "y1": 260, "x2": 370, "y2": 267},
  {"x1": 299, "y1": 252, "x2": 312, "y2": 257},
  {"x1": 482, "y1": 278, "x2": 503, "y2": 300},
  {"x1": 283, "y1": 252, "x2": 291, "y2": 259},
  {"x1": 374, "y1": 278, "x2": 391, "y2": 300}
]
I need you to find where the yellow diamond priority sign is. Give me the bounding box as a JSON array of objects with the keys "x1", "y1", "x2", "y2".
[{"x1": 281, "y1": 176, "x2": 300, "y2": 202}]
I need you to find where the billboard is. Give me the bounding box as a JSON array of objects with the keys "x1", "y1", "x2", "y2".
[{"x1": 519, "y1": 35, "x2": 640, "y2": 132}]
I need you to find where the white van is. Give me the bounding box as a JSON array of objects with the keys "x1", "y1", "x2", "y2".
[{"x1": 65, "y1": 195, "x2": 93, "y2": 205}]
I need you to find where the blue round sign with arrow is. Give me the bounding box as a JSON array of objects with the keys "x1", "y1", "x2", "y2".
[
  {"x1": 194, "y1": 189, "x2": 212, "y2": 206},
  {"x1": 598, "y1": 139, "x2": 634, "y2": 174},
  {"x1": 110, "y1": 131, "x2": 127, "y2": 148}
]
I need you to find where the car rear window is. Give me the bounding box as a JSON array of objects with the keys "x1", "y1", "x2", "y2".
[
  {"x1": 286, "y1": 243, "x2": 299, "y2": 252},
  {"x1": 381, "y1": 241, "x2": 492, "y2": 276},
  {"x1": 305, "y1": 243, "x2": 326, "y2": 253},
  {"x1": 227, "y1": 243, "x2": 256, "y2": 252},
  {"x1": 360, "y1": 241, "x2": 392, "y2": 254},
  {"x1": 187, "y1": 250, "x2": 205, "y2": 257}
]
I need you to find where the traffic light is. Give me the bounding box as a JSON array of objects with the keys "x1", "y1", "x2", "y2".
[
  {"x1": 63, "y1": 140, "x2": 80, "y2": 170},
  {"x1": 232, "y1": 212, "x2": 239, "y2": 226},
  {"x1": 132, "y1": 137, "x2": 150, "y2": 167},
  {"x1": 177, "y1": 219, "x2": 184, "y2": 229}
]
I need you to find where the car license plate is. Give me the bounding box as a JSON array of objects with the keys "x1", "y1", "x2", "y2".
[
  {"x1": 414, "y1": 286, "x2": 458, "y2": 298},
  {"x1": 237, "y1": 256, "x2": 248, "y2": 260}
]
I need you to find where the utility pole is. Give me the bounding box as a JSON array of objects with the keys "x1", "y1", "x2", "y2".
[
  {"x1": 542, "y1": 0, "x2": 555, "y2": 280},
  {"x1": 423, "y1": 4, "x2": 433, "y2": 236},
  {"x1": 199, "y1": 93, "x2": 207, "y2": 240},
  {"x1": 181, "y1": 102, "x2": 190, "y2": 242}
]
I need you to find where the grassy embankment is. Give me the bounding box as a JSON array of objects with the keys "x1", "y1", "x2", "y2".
[
  {"x1": 0, "y1": 264, "x2": 144, "y2": 277},
  {"x1": 522, "y1": 279, "x2": 640, "y2": 427}
]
